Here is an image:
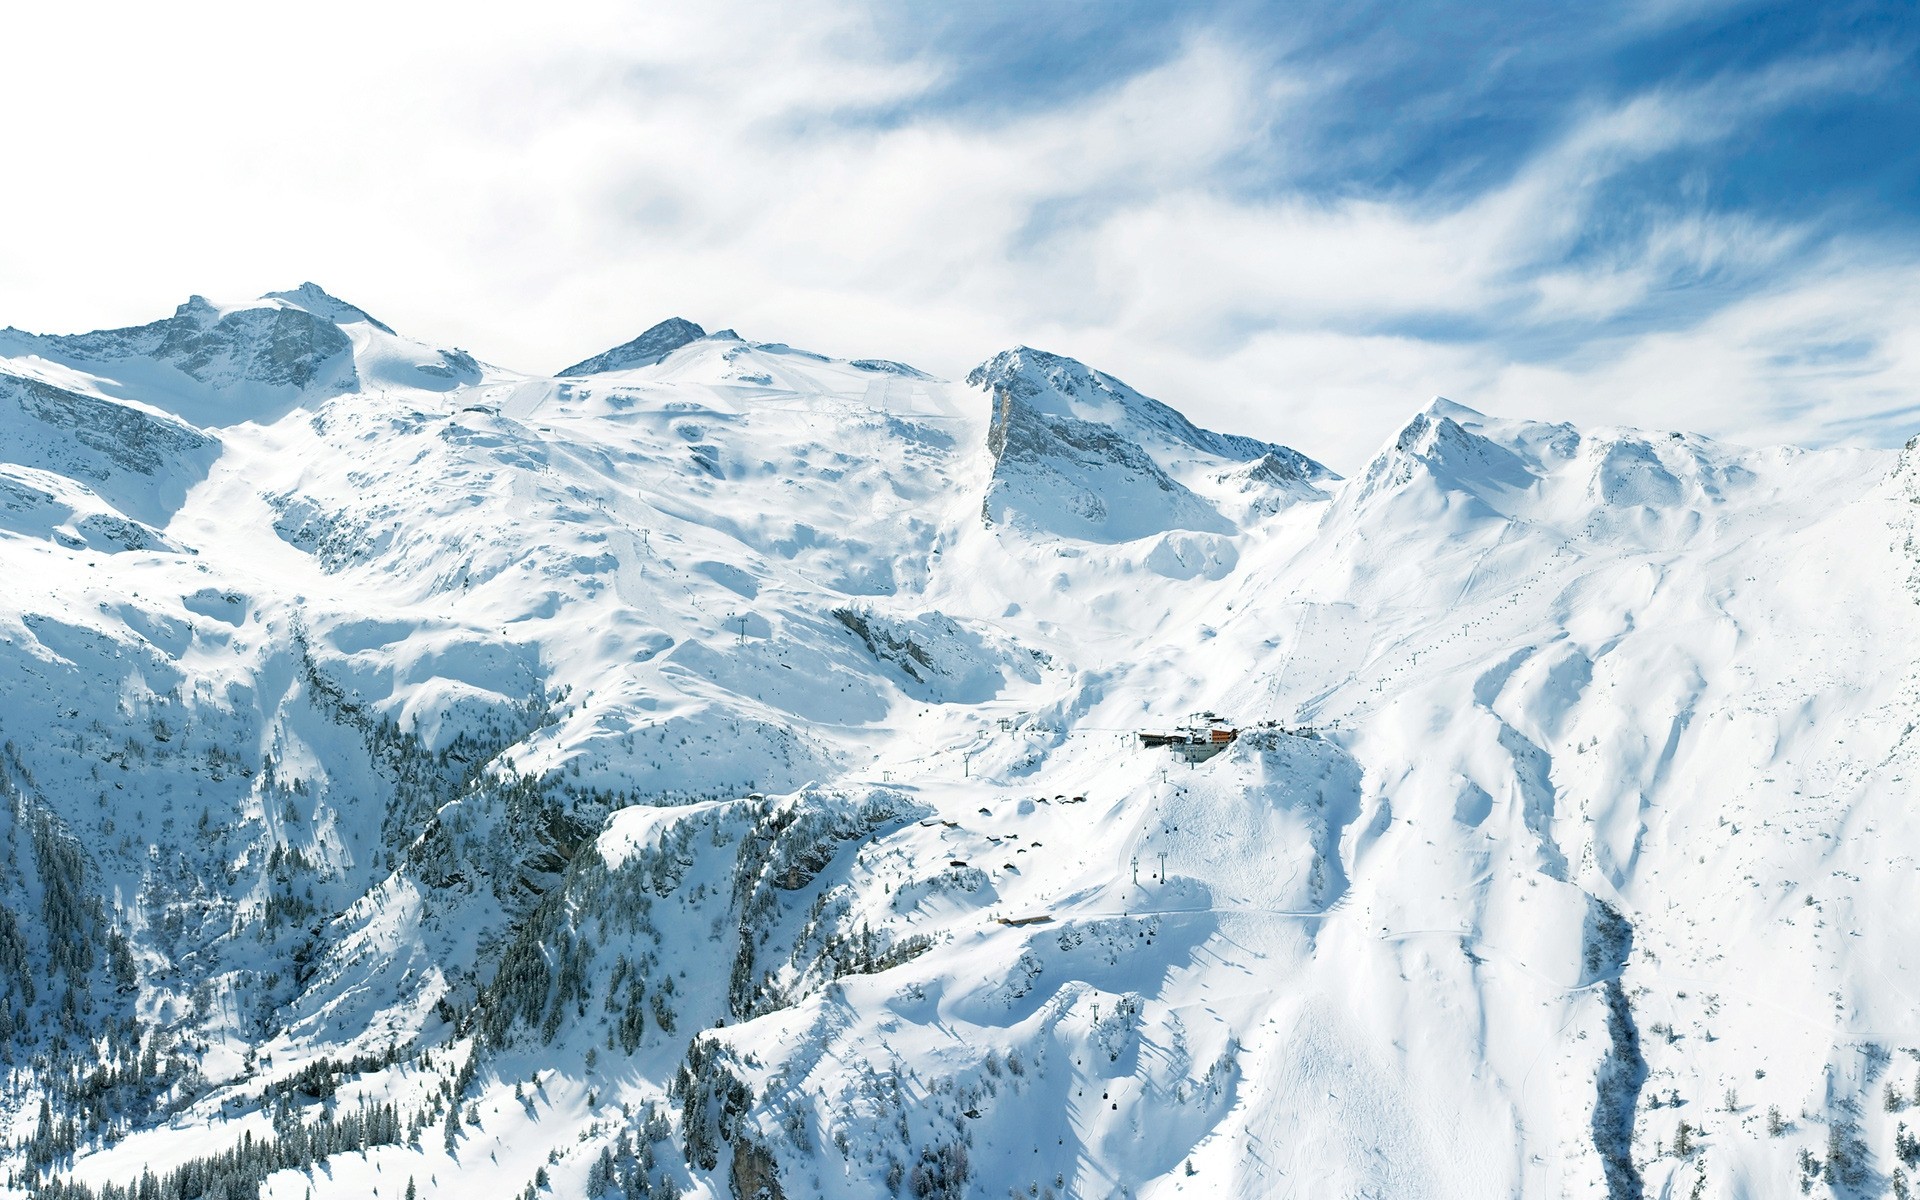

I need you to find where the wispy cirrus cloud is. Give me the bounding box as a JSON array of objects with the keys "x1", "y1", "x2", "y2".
[{"x1": 0, "y1": 0, "x2": 1914, "y2": 468}]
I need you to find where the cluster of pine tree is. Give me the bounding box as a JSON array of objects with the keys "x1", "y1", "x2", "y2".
[
  {"x1": 904, "y1": 1141, "x2": 971, "y2": 1200},
  {"x1": 5, "y1": 621, "x2": 698, "y2": 1197},
  {"x1": 671, "y1": 1035, "x2": 754, "y2": 1175},
  {"x1": 2, "y1": 752, "x2": 193, "y2": 1166},
  {"x1": 21, "y1": 1098, "x2": 411, "y2": 1200},
  {"x1": 725, "y1": 790, "x2": 919, "y2": 1020},
  {"x1": 606, "y1": 957, "x2": 648, "y2": 1055},
  {"x1": 289, "y1": 625, "x2": 555, "y2": 880},
  {"x1": 259, "y1": 1049, "x2": 402, "y2": 1106},
  {"x1": 585, "y1": 1104, "x2": 679, "y2": 1198}
]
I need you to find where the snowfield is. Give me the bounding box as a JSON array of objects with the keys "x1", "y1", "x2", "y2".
[{"x1": 1, "y1": 288, "x2": 1917, "y2": 1200}]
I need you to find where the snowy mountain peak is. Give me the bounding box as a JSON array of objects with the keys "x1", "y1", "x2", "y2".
[
  {"x1": 557, "y1": 317, "x2": 709, "y2": 376},
  {"x1": 261, "y1": 282, "x2": 395, "y2": 334},
  {"x1": 967, "y1": 345, "x2": 1313, "y2": 468},
  {"x1": 1361, "y1": 398, "x2": 1540, "y2": 498},
  {"x1": 968, "y1": 345, "x2": 1286, "y2": 464},
  {"x1": 0, "y1": 284, "x2": 501, "y2": 430},
  {"x1": 171, "y1": 293, "x2": 218, "y2": 323},
  {"x1": 1416, "y1": 393, "x2": 1484, "y2": 422},
  {"x1": 28, "y1": 289, "x2": 359, "y2": 397},
  {"x1": 969, "y1": 346, "x2": 1329, "y2": 541},
  {"x1": 1216, "y1": 447, "x2": 1338, "y2": 513}
]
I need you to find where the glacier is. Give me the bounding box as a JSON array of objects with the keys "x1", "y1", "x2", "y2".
[{"x1": 0, "y1": 285, "x2": 1916, "y2": 1200}]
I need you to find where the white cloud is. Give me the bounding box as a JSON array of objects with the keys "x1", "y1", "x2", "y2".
[
  {"x1": 0, "y1": 0, "x2": 1913, "y2": 472},
  {"x1": 1483, "y1": 251, "x2": 1920, "y2": 445}
]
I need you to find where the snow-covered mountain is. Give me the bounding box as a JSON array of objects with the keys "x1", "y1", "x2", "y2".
[
  {"x1": 2, "y1": 286, "x2": 1917, "y2": 1200},
  {"x1": 970, "y1": 345, "x2": 1331, "y2": 541},
  {"x1": 558, "y1": 319, "x2": 711, "y2": 377}
]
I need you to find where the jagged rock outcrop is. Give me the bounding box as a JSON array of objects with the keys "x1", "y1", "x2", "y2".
[
  {"x1": 39, "y1": 290, "x2": 358, "y2": 391},
  {"x1": 968, "y1": 346, "x2": 1327, "y2": 541},
  {"x1": 559, "y1": 317, "x2": 708, "y2": 375}
]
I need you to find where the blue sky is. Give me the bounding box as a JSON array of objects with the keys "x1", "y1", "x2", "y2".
[{"x1": 1, "y1": 0, "x2": 1915, "y2": 467}]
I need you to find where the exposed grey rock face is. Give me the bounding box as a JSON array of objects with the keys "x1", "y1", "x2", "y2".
[
  {"x1": 849, "y1": 358, "x2": 932, "y2": 379},
  {"x1": 262, "y1": 282, "x2": 395, "y2": 333},
  {"x1": 0, "y1": 371, "x2": 218, "y2": 524},
  {"x1": 984, "y1": 379, "x2": 1180, "y2": 485},
  {"x1": 0, "y1": 469, "x2": 176, "y2": 553},
  {"x1": 557, "y1": 317, "x2": 707, "y2": 376},
  {"x1": 966, "y1": 346, "x2": 1328, "y2": 541},
  {"x1": 42, "y1": 293, "x2": 357, "y2": 391},
  {"x1": 1235, "y1": 448, "x2": 1327, "y2": 487},
  {"x1": 1216, "y1": 449, "x2": 1335, "y2": 513},
  {"x1": 1360, "y1": 405, "x2": 1540, "y2": 499},
  {"x1": 416, "y1": 347, "x2": 482, "y2": 383},
  {"x1": 1, "y1": 373, "x2": 213, "y2": 476},
  {"x1": 968, "y1": 346, "x2": 1314, "y2": 467}
]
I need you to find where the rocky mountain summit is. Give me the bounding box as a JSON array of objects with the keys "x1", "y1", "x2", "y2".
[{"x1": 559, "y1": 318, "x2": 711, "y2": 376}]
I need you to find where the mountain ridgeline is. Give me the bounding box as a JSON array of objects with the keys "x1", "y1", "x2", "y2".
[{"x1": 0, "y1": 286, "x2": 1916, "y2": 1200}]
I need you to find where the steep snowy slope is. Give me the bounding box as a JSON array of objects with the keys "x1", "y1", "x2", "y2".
[
  {"x1": 558, "y1": 319, "x2": 709, "y2": 376},
  {"x1": 0, "y1": 283, "x2": 484, "y2": 429},
  {"x1": 969, "y1": 346, "x2": 1332, "y2": 541},
  {"x1": 1, "y1": 290, "x2": 1916, "y2": 1200}
]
